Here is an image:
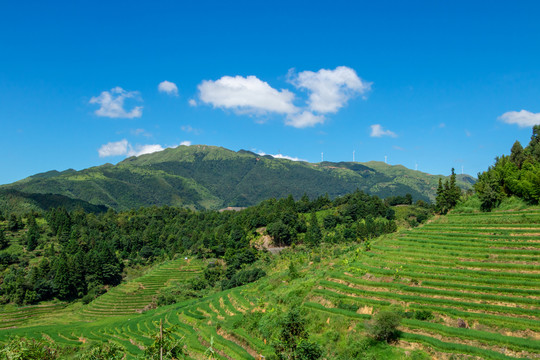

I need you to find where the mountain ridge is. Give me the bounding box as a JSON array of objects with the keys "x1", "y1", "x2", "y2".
[{"x1": 1, "y1": 145, "x2": 475, "y2": 211}]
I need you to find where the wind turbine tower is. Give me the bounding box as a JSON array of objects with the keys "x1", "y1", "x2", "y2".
[
  {"x1": 353, "y1": 150, "x2": 355, "y2": 162},
  {"x1": 321, "y1": 152, "x2": 324, "y2": 162},
  {"x1": 384, "y1": 155, "x2": 387, "y2": 164}
]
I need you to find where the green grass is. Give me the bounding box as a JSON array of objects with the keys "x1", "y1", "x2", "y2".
[{"x1": 1, "y1": 208, "x2": 540, "y2": 359}]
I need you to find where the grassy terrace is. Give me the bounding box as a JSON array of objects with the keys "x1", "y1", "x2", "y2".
[
  {"x1": 0, "y1": 208, "x2": 539, "y2": 359},
  {"x1": 312, "y1": 209, "x2": 540, "y2": 359}
]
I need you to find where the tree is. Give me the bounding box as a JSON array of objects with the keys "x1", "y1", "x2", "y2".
[
  {"x1": 26, "y1": 217, "x2": 40, "y2": 252},
  {"x1": 528, "y1": 124, "x2": 540, "y2": 161},
  {"x1": 0, "y1": 229, "x2": 8, "y2": 250},
  {"x1": 510, "y1": 140, "x2": 525, "y2": 169},
  {"x1": 305, "y1": 212, "x2": 321, "y2": 247},
  {"x1": 365, "y1": 311, "x2": 401, "y2": 343},
  {"x1": 435, "y1": 169, "x2": 461, "y2": 213},
  {"x1": 53, "y1": 255, "x2": 75, "y2": 300},
  {"x1": 7, "y1": 214, "x2": 22, "y2": 232}
]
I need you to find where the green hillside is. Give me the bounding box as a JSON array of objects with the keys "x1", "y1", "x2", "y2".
[
  {"x1": 0, "y1": 189, "x2": 108, "y2": 215},
  {"x1": 1, "y1": 145, "x2": 475, "y2": 211},
  {"x1": 1, "y1": 207, "x2": 538, "y2": 359}
]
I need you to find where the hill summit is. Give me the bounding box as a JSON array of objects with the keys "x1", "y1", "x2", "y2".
[{"x1": 1, "y1": 145, "x2": 474, "y2": 211}]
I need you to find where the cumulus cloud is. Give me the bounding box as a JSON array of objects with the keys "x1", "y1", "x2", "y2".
[
  {"x1": 158, "y1": 81, "x2": 179, "y2": 96},
  {"x1": 188, "y1": 99, "x2": 197, "y2": 106},
  {"x1": 196, "y1": 66, "x2": 371, "y2": 129},
  {"x1": 290, "y1": 66, "x2": 371, "y2": 114},
  {"x1": 499, "y1": 109, "x2": 540, "y2": 128},
  {"x1": 256, "y1": 151, "x2": 305, "y2": 162},
  {"x1": 98, "y1": 139, "x2": 129, "y2": 157},
  {"x1": 98, "y1": 139, "x2": 188, "y2": 158},
  {"x1": 89, "y1": 87, "x2": 143, "y2": 118},
  {"x1": 285, "y1": 111, "x2": 325, "y2": 128},
  {"x1": 370, "y1": 124, "x2": 397, "y2": 138},
  {"x1": 129, "y1": 144, "x2": 164, "y2": 156},
  {"x1": 198, "y1": 75, "x2": 297, "y2": 115}
]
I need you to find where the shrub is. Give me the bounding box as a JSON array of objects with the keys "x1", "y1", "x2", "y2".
[
  {"x1": 296, "y1": 339, "x2": 323, "y2": 360},
  {"x1": 75, "y1": 342, "x2": 124, "y2": 359},
  {"x1": 365, "y1": 311, "x2": 401, "y2": 342}
]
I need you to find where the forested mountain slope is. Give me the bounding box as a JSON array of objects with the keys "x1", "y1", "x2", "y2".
[{"x1": 1, "y1": 145, "x2": 474, "y2": 211}]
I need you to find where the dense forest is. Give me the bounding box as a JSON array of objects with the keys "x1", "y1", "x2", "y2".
[
  {"x1": 0, "y1": 145, "x2": 475, "y2": 212},
  {"x1": 0, "y1": 190, "x2": 407, "y2": 306},
  {"x1": 475, "y1": 125, "x2": 540, "y2": 210}
]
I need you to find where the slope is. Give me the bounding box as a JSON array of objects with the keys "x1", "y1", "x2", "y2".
[
  {"x1": 1, "y1": 208, "x2": 538, "y2": 359},
  {"x1": 1, "y1": 145, "x2": 475, "y2": 211}
]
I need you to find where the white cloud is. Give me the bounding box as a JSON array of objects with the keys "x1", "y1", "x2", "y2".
[
  {"x1": 158, "y1": 81, "x2": 178, "y2": 96},
  {"x1": 290, "y1": 66, "x2": 371, "y2": 114},
  {"x1": 128, "y1": 144, "x2": 164, "y2": 156},
  {"x1": 499, "y1": 109, "x2": 540, "y2": 128},
  {"x1": 285, "y1": 111, "x2": 325, "y2": 128},
  {"x1": 98, "y1": 140, "x2": 190, "y2": 158},
  {"x1": 256, "y1": 151, "x2": 305, "y2": 162},
  {"x1": 370, "y1": 124, "x2": 397, "y2": 138},
  {"x1": 98, "y1": 139, "x2": 129, "y2": 157},
  {"x1": 196, "y1": 66, "x2": 370, "y2": 129},
  {"x1": 89, "y1": 87, "x2": 143, "y2": 118},
  {"x1": 188, "y1": 99, "x2": 197, "y2": 106},
  {"x1": 198, "y1": 75, "x2": 297, "y2": 115}
]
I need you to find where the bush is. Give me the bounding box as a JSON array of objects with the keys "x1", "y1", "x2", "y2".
[
  {"x1": 365, "y1": 311, "x2": 401, "y2": 342},
  {"x1": 75, "y1": 342, "x2": 124, "y2": 359},
  {"x1": 296, "y1": 339, "x2": 323, "y2": 360},
  {"x1": 0, "y1": 336, "x2": 66, "y2": 359}
]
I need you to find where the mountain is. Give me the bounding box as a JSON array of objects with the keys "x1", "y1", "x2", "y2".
[
  {"x1": 0, "y1": 189, "x2": 108, "y2": 214},
  {"x1": 0, "y1": 145, "x2": 475, "y2": 211}
]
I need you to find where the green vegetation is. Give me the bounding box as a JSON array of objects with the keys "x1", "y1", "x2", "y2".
[
  {"x1": 475, "y1": 125, "x2": 540, "y2": 210},
  {"x1": 0, "y1": 145, "x2": 474, "y2": 212},
  {"x1": 0, "y1": 203, "x2": 538, "y2": 359}
]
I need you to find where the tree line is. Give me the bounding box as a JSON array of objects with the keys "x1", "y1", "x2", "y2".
[
  {"x1": 475, "y1": 125, "x2": 540, "y2": 211},
  {"x1": 0, "y1": 190, "x2": 398, "y2": 306}
]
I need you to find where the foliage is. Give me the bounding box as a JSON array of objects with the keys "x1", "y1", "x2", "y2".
[
  {"x1": 0, "y1": 188, "x2": 398, "y2": 306},
  {"x1": 0, "y1": 336, "x2": 66, "y2": 359},
  {"x1": 74, "y1": 342, "x2": 124, "y2": 360},
  {"x1": 140, "y1": 324, "x2": 187, "y2": 360},
  {"x1": 1, "y1": 145, "x2": 476, "y2": 212},
  {"x1": 435, "y1": 169, "x2": 461, "y2": 214},
  {"x1": 475, "y1": 125, "x2": 540, "y2": 211},
  {"x1": 272, "y1": 308, "x2": 321, "y2": 360},
  {"x1": 365, "y1": 311, "x2": 402, "y2": 343}
]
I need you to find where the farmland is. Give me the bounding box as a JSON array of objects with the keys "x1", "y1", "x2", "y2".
[{"x1": 1, "y1": 208, "x2": 539, "y2": 359}]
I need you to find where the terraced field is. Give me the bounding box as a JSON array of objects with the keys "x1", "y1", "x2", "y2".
[
  {"x1": 1, "y1": 209, "x2": 539, "y2": 359},
  {"x1": 80, "y1": 258, "x2": 202, "y2": 318},
  {"x1": 311, "y1": 209, "x2": 540, "y2": 359}
]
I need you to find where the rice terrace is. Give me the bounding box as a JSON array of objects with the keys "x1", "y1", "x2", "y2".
[{"x1": 2, "y1": 2, "x2": 540, "y2": 359}]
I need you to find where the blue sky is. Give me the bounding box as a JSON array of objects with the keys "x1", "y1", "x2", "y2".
[{"x1": 1, "y1": 0, "x2": 540, "y2": 184}]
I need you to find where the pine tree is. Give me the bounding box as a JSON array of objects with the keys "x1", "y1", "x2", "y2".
[
  {"x1": 510, "y1": 140, "x2": 525, "y2": 169},
  {"x1": 26, "y1": 216, "x2": 40, "y2": 252},
  {"x1": 435, "y1": 178, "x2": 445, "y2": 213},
  {"x1": 448, "y1": 168, "x2": 461, "y2": 208}
]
